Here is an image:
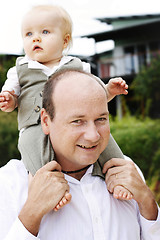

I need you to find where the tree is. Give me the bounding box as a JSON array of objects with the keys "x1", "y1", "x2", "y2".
[
  {"x1": 0, "y1": 111, "x2": 20, "y2": 167},
  {"x1": 131, "y1": 56, "x2": 160, "y2": 118},
  {"x1": 0, "y1": 55, "x2": 17, "y2": 90}
]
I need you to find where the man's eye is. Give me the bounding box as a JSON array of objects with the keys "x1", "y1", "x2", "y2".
[
  {"x1": 26, "y1": 32, "x2": 32, "y2": 37},
  {"x1": 71, "y1": 120, "x2": 82, "y2": 125},
  {"x1": 43, "y1": 30, "x2": 49, "y2": 34},
  {"x1": 96, "y1": 118, "x2": 107, "y2": 122}
]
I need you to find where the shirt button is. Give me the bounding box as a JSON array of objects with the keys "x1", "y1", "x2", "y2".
[
  {"x1": 34, "y1": 106, "x2": 41, "y2": 112},
  {"x1": 95, "y1": 217, "x2": 99, "y2": 223},
  {"x1": 85, "y1": 186, "x2": 89, "y2": 193},
  {"x1": 150, "y1": 227, "x2": 157, "y2": 234}
]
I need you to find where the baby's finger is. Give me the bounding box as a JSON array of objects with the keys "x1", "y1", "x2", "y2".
[
  {"x1": 2, "y1": 92, "x2": 11, "y2": 100},
  {"x1": 120, "y1": 80, "x2": 127, "y2": 87},
  {"x1": 0, "y1": 96, "x2": 5, "y2": 102},
  {"x1": 0, "y1": 102, "x2": 7, "y2": 109},
  {"x1": 123, "y1": 89, "x2": 128, "y2": 95}
]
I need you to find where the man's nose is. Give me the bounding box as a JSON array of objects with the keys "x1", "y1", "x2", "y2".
[{"x1": 84, "y1": 123, "x2": 100, "y2": 142}]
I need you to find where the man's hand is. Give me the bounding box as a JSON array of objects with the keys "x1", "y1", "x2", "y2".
[
  {"x1": 103, "y1": 158, "x2": 158, "y2": 220},
  {"x1": 19, "y1": 161, "x2": 70, "y2": 236},
  {"x1": 105, "y1": 77, "x2": 128, "y2": 102},
  {"x1": 0, "y1": 91, "x2": 17, "y2": 112}
]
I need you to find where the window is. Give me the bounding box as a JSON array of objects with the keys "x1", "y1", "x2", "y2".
[{"x1": 124, "y1": 46, "x2": 135, "y2": 74}]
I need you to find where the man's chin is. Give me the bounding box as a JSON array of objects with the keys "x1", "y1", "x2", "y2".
[{"x1": 79, "y1": 155, "x2": 100, "y2": 166}]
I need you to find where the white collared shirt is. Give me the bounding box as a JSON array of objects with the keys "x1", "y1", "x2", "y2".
[
  {"x1": 2, "y1": 55, "x2": 90, "y2": 96},
  {"x1": 0, "y1": 159, "x2": 160, "y2": 240}
]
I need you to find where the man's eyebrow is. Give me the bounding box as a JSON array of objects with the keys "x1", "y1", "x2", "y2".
[
  {"x1": 99, "y1": 111, "x2": 109, "y2": 117},
  {"x1": 70, "y1": 114, "x2": 85, "y2": 119},
  {"x1": 69, "y1": 111, "x2": 109, "y2": 119}
]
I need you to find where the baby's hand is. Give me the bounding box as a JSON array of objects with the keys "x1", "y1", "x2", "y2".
[
  {"x1": 0, "y1": 91, "x2": 17, "y2": 112},
  {"x1": 106, "y1": 77, "x2": 128, "y2": 101}
]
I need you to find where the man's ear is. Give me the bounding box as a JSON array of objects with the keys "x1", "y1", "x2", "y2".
[
  {"x1": 41, "y1": 108, "x2": 50, "y2": 135},
  {"x1": 63, "y1": 34, "x2": 70, "y2": 49}
]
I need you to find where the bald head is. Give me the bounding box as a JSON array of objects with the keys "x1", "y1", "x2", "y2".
[{"x1": 42, "y1": 70, "x2": 108, "y2": 120}]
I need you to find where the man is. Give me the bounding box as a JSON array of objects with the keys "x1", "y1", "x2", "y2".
[{"x1": 0, "y1": 69, "x2": 159, "y2": 239}]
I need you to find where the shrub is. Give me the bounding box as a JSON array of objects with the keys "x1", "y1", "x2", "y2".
[
  {"x1": 0, "y1": 111, "x2": 20, "y2": 167},
  {"x1": 110, "y1": 116, "x2": 160, "y2": 204},
  {"x1": 110, "y1": 116, "x2": 160, "y2": 179},
  {"x1": 131, "y1": 56, "x2": 160, "y2": 118}
]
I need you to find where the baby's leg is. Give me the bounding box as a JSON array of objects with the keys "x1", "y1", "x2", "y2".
[
  {"x1": 18, "y1": 124, "x2": 54, "y2": 176},
  {"x1": 113, "y1": 186, "x2": 133, "y2": 200},
  {"x1": 54, "y1": 191, "x2": 72, "y2": 211},
  {"x1": 93, "y1": 134, "x2": 124, "y2": 178}
]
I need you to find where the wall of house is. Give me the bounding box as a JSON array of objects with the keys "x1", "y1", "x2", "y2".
[{"x1": 98, "y1": 40, "x2": 160, "y2": 79}]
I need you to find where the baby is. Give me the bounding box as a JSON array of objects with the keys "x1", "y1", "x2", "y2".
[{"x1": 0, "y1": 5, "x2": 132, "y2": 210}]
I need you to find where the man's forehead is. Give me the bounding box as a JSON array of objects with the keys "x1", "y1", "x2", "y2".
[
  {"x1": 54, "y1": 72, "x2": 106, "y2": 95},
  {"x1": 53, "y1": 77, "x2": 108, "y2": 118},
  {"x1": 68, "y1": 110, "x2": 109, "y2": 119}
]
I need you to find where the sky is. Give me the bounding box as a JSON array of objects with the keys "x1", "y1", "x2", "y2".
[{"x1": 1, "y1": 0, "x2": 160, "y2": 56}]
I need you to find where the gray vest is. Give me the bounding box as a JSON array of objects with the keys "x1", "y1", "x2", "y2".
[{"x1": 16, "y1": 57, "x2": 84, "y2": 130}]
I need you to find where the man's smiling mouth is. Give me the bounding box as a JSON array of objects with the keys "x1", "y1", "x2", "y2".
[{"x1": 77, "y1": 144, "x2": 97, "y2": 149}]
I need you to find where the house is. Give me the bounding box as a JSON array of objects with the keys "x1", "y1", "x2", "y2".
[
  {"x1": 79, "y1": 14, "x2": 160, "y2": 117},
  {"x1": 81, "y1": 13, "x2": 160, "y2": 83}
]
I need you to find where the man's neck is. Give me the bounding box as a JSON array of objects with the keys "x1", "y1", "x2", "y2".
[
  {"x1": 66, "y1": 170, "x2": 87, "y2": 181},
  {"x1": 62, "y1": 165, "x2": 91, "y2": 181}
]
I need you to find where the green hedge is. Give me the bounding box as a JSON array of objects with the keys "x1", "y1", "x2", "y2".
[
  {"x1": 0, "y1": 111, "x2": 20, "y2": 167},
  {"x1": 110, "y1": 116, "x2": 160, "y2": 178},
  {"x1": 110, "y1": 116, "x2": 160, "y2": 204}
]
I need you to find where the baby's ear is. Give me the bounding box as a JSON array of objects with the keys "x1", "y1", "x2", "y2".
[
  {"x1": 63, "y1": 34, "x2": 70, "y2": 49},
  {"x1": 41, "y1": 108, "x2": 50, "y2": 135}
]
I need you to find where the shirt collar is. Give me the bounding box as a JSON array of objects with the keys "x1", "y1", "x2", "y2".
[
  {"x1": 64, "y1": 165, "x2": 94, "y2": 184},
  {"x1": 18, "y1": 55, "x2": 75, "y2": 76},
  {"x1": 19, "y1": 55, "x2": 74, "y2": 68},
  {"x1": 19, "y1": 55, "x2": 48, "y2": 70}
]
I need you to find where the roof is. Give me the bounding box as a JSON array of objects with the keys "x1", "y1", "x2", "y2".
[
  {"x1": 97, "y1": 14, "x2": 160, "y2": 25},
  {"x1": 82, "y1": 13, "x2": 160, "y2": 42}
]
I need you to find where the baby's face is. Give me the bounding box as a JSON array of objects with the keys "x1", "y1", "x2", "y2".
[{"x1": 21, "y1": 9, "x2": 68, "y2": 66}]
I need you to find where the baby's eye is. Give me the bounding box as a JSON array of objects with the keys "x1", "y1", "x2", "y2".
[
  {"x1": 43, "y1": 30, "x2": 49, "y2": 34},
  {"x1": 26, "y1": 32, "x2": 32, "y2": 37}
]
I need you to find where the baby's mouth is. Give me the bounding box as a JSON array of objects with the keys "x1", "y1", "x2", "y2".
[{"x1": 33, "y1": 45, "x2": 43, "y2": 51}]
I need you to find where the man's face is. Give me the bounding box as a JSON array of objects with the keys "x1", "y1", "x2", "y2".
[{"x1": 43, "y1": 74, "x2": 110, "y2": 171}]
